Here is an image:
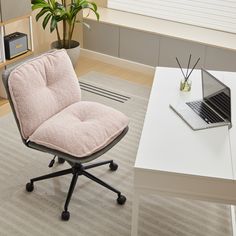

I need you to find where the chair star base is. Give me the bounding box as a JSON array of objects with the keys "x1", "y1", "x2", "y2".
[{"x1": 25, "y1": 159, "x2": 127, "y2": 221}]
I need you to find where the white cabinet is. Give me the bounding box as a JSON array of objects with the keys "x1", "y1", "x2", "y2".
[
  {"x1": 119, "y1": 28, "x2": 159, "y2": 66},
  {"x1": 159, "y1": 36, "x2": 205, "y2": 68},
  {"x1": 83, "y1": 20, "x2": 236, "y2": 72},
  {"x1": 205, "y1": 46, "x2": 236, "y2": 71},
  {"x1": 83, "y1": 20, "x2": 119, "y2": 57}
]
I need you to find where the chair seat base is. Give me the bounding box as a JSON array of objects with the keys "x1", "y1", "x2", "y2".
[
  {"x1": 25, "y1": 159, "x2": 127, "y2": 221},
  {"x1": 58, "y1": 157, "x2": 66, "y2": 164}
]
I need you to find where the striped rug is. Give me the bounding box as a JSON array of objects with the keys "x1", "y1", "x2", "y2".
[{"x1": 0, "y1": 72, "x2": 232, "y2": 236}]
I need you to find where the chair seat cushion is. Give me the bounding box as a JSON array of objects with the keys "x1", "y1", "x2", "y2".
[{"x1": 29, "y1": 101, "x2": 129, "y2": 158}]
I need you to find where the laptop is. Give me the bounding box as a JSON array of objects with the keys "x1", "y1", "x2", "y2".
[{"x1": 170, "y1": 69, "x2": 231, "y2": 130}]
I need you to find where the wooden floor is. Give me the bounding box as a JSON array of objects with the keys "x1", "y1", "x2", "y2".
[
  {"x1": 0, "y1": 56, "x2": 153, "y2": 117},
  {"x1": 75, "y1": 56, "x2": 153, "y2": 86}
]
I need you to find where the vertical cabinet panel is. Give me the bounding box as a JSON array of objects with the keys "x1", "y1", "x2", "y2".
[
  {"x1": 119, "y1": 28, "x2": 159, "y2": 66},
  {"x1": 83, "y1": 20, "x2": 119, "y2": 57},
  {"x1": 0, "y1": 26, "x2": 4, "y2": 63},
  {"x1": 159, "y1": 37, "x2": 205, "y2": 69},
  {"x1": 205, "y1": 46, "x2": 236, "y2": 72},
  {"x1": 0, "y1": 69, "x2": 7, "y2": 98},
  {"x1": 0, "y1": 0, "x2": 31, "y2": 22}
]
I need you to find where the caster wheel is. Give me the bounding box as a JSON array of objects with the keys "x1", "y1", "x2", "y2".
[
  {"x1": 61, "y1": 211, "x2": 70, "y2": 221},
  {"x1": 117, "y1": 195, "x2": 126, "y2": 205},
  {"x1": 58, "y1": 157, "x2": 65, "y2": 164},
  {"x1": 26, "y1": 182, "x2": 34, "y2": 192},
  {"x1": 109, "y1": 162, "x2": 118, "y2": 171}
]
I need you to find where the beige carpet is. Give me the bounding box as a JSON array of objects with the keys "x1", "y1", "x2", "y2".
[{"x1": 0, "y1": 72, "x2": 232, "y2": 236}]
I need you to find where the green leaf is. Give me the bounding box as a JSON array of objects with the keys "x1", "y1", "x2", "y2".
[
  {"x1": 36, "y1": 8, "x2": 50, "y2": 21},
  {"x1": 42, "y1": 13, "x2": 51, "y2": 29},
  {"x1": 50, "y1": 16, "x2": 57, "y2": 32},
  {"x1": 31, "y1": 0, "x2": 45, "y2": 4},
  {"x1": 95, "y1": 11, "x2": 99, "y2": 20},
  {"x1": 32, "y1": 3, "x2": 49, "y2": 11},
  {"x1": 55, "y1": 15, "x2": 63, "y2": 22},
  {"x1": 77, "y1": 0, "x2": 87, "y2": 6},
  {"x1": 90, "y1": 2, "x2": 97, "y2": 12},
  {"x1": 33, "y1": 0, "x2": 99, "y2": 38},
  {"x1": 49, "y1": 0, "x2": 56, "y2": 8},
  {"x1": 86, "y1": 7, "x2": 99, "y2": 20},
  {"x1": 55, "y1": 2, "x2": 64, "y2": 10},
  {"x1": 78, "y1": 0, "x2": 86, "y2": 5},
  {"x1": 81, "y1": 3, "x2": 89, "y2": 8},
  {"x1": 70, "y1": 6, "x2": 82, "y2": 19}
]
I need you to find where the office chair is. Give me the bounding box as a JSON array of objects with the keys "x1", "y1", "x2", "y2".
[{"x1": 2, "y1": 49, "x2": 129, "y2": 221}]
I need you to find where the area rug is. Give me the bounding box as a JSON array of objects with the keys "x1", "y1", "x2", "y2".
[{"x1": 0, "y1": 72, "x2": 232, "y2": 236}]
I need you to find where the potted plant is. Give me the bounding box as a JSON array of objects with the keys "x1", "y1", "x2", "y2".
[{"x1": 31, "y1": 0, "x2": 99, "y2": 66}]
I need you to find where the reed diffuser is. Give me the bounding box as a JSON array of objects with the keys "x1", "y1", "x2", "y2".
[{"x1": 176, "y1": 55, "x2": 200, "y2": 92}]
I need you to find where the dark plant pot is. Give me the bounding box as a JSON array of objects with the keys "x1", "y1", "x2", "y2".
[{"x1": 51, "y1": 40, "x2": 80, "y2": 68}]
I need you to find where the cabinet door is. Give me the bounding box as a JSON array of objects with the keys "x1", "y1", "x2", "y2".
[
  {"x1": 205, "y1": 46, "x2": 236, "y2": 72},
  {"x1": 119, "y1": 27, "x2": 159, "y2": 66},
  {"x1": 159, "y1": 36, "x2": 205, "y2": 69},
  {"x1": 83, "y1": 20, "x2": 119, "y2": 57},
  {"x1": 0, "y1": 0, "x2": 31, "y2": 22}
]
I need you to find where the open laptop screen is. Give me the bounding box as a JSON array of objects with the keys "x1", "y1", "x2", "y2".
[{"x1": 202, "y1": 69, "x2": 231, "y2": 122}]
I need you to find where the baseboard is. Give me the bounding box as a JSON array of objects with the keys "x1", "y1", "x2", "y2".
[{"x1": 80, "y1": 48, "x2": 155, "y2": 76}]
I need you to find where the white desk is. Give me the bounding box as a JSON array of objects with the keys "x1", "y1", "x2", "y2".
[{"x1": 131, "y1": 67, "x2": 236, "y2": 236}]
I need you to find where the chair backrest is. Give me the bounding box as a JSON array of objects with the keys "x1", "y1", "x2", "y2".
[{"x1": 2, "y1": 49, "x2": 81, "y2": 142}]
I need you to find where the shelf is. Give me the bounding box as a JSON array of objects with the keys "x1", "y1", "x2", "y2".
[
  {"x1": 0, "y1": 11, "x2": 34, "y2": 71},
  {"x1": 0, "y1": 50, "x2": 33, "y2": 69},
  {"x1": 0, "y1": 2, "x2": 34, "y2": 98},
  {"x1": 1, "y1": 14, "x2": 31, "y2": 26},
  {"x1": 0, "y1": 61, "x2": 4, "y2": 69}
]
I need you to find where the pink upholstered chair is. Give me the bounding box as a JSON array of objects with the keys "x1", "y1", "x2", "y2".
[{"x1": 2, "y1": 49, "x2": 129, "y2": 221}]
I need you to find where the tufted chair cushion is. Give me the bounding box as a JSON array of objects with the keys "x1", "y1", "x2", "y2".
[
  {"x1": 8, "y1": 50, "x2": 81, "y2": 139},
  {"x1": 29, "y1": 101, "x2": 129, "y2": 158}
]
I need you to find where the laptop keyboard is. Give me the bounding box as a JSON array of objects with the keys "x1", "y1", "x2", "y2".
[
  {"x1": 186, "y1": 101, "x2": 224, "y2": 124},
  {"x1": 206, "y1": 92, "x2": 230, "y2": 119}
]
